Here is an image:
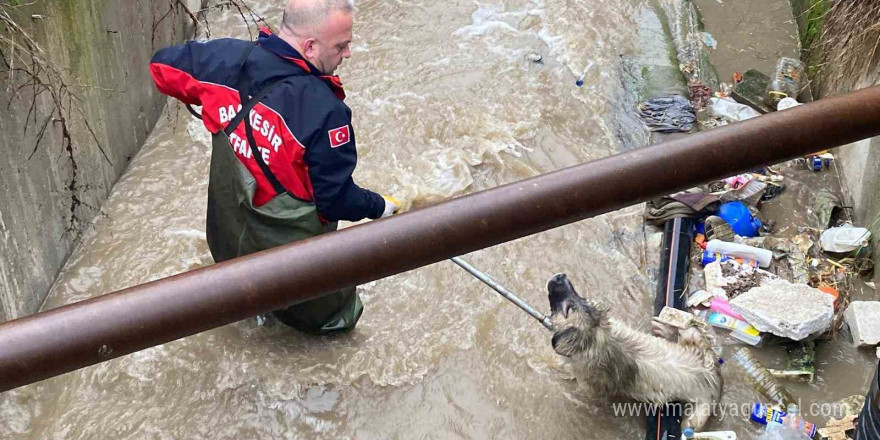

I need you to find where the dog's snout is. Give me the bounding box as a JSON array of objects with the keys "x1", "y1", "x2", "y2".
[
  {"x1": 548, "y1": 273, "x2": 575, "y2": 315},
  {"x1": 548, "y1": 273, "x2": 568, "y2": 288}
]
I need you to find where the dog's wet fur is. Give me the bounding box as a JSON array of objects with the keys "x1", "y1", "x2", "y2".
[{"x1": 547, "y1": 274, "x2": 722, "y2": 431}]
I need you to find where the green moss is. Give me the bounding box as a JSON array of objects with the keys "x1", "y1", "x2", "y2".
[
  {"x1": 791, "y1": 0, "x2": 830, "y2": 88},
  {"x1": 649, "y1": 0, "x2": 688, "y2": 70},
  {"x1": 50, "y1": 0, "x2": 102, "y2": 83},
  {"x1": 800, "y1": 1, "x2": 829, "y2": 45},
  {"x1": 54, "y1": 0, "x2": 82, "y2": 77}
]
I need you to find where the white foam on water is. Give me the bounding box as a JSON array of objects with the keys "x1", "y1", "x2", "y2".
[{"x1": 186, "y1": 114, "x2": 212, "y2": 147}]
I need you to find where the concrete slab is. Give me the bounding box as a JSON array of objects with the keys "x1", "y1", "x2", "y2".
[
  {"x1": 730, "y1": 278, "x2": 834, "y2": 340},
  {"x1": 844, "y1": 301, "x2": 880, "y2": 347},
  {"x1": 732, "y1": 69, "x2": 774, "y2": 114}
]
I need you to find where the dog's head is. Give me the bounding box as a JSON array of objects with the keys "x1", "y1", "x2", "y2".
[{"x1": 547, "y1": 273, "x2": 607, "y2": 357}]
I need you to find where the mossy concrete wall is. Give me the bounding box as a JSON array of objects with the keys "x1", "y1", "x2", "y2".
[
  {"x1": 789, "y1": 0, "x2": 828, "y2": 81},
  {"x1": 834, "y1": 89, "x2": 880, "y2": 289},
  {"x1": 0, "y1": 1, "x2": 201, "y2": 322},
  {"x1": 789, "y1": 0, "x2": 880, "y2": 286}
]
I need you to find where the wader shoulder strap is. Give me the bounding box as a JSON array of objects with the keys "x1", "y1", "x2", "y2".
[{"x1": 223, "y1": 42, "x2": 292, "y2": 198}]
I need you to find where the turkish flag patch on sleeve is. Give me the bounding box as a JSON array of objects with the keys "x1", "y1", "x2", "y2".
[{"x1": 328, "y1": 125, "x2": 351, "y2": 148}]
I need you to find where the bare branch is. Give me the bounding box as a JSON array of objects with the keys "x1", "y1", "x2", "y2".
[{"x1": 27, "y1": 110, "x2": 54, "y2": 161}]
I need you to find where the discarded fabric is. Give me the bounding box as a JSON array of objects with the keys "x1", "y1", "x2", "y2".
[
  {"x1": 644, "y1": 192, "x2": 719, "y2": 225},
  {"x1": 636, "y1": 95, "x2": 696, "y2": 132}
]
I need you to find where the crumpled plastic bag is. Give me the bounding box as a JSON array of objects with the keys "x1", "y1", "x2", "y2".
[
  {"x1": 637, "y1": 95, "x2": 696, "y2": 133},
  {"x1": 811, "y1": 188, "x2": 840, "y2": 229}
]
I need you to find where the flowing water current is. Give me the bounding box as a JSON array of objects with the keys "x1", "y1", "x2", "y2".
[{"x1": 1, "y1": 1, "x2": 877, "y2": 439}]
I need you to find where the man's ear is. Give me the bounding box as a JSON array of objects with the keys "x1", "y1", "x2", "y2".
[{"x1": 301, "y1": 38, "x2": 318, "y2": 57}]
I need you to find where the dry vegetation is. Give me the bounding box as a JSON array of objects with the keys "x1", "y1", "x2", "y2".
[
  {"x1": 0, "y1": 0, "x2": 265, "y2": 236},
  {"x1": 808, "y1": 0, "x2": 880, "y2": 95}
]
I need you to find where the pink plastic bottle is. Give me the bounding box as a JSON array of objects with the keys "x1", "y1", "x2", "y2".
[{"x1": 709, "y1": 297, "x2": 745, "y2": 321}]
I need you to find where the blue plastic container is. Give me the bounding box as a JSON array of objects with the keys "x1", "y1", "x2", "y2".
[
  {"x1": 701, "y1": 251, "x2": 758, "y2": 267},
  {"x1": 702, "y1": 251, "x2": 731, "y2": 266},
  {"x1": 717, "y1": 201, "x2": 762, "y2": 237}
]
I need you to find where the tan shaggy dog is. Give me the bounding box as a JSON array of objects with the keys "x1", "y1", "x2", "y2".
[{"x1": 547, "y1": 273, "x2": 722, "y2": 431}]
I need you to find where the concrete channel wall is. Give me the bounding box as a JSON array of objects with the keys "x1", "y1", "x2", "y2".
[
  {"x1": 789, "y1": 0, "x2": 880, "y2": 286},
  {"x1": 0, "y1": 1, "x2": 202, "y2": 322},
  {"x1": 834, "y1": 90, "x2": 880, "y2": 288}
]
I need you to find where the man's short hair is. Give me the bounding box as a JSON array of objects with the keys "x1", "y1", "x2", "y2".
[{"x1": 282, "y1": 0, "x2": 354, "y2": 34}]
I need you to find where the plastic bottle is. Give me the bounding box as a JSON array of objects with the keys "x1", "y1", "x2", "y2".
[
  {"x1": 706, "y1": 312, "x2": 762, "y2": 345},
  {"x1": 696, "y1": 311, "x2": 762, "y2": 346},
  {"x1": 576, "y1": 60, "x2": 594, "y2": 87},
  {"x1": 751, "y1": 403, "x2": 817, "y2": 438},
  {"x1": 751, "y1": 403, "x2": 787, "y2": 425},
  {"x1": 762, "y1": 404, "x2": 812, "y2": 439},
  {"x1": 701, "y1": 251, "x2": 758, "y2": 267},
  {"x1": 693, "y1": 433, "x2": 738, "y2": 440},
  {"x1": 732, "y1": 347, "x2": 797, "y2": 408},
  {"x1": 786, "y1": 410, "x2": 816, "y2": 439},
  {"x1": 765, "y1": 77, "x2": 793, "y2": 110},
  {"x1": 784, "y1": 404, "x2": 804, "y2": 432},
  {"x1": 709, "y1": 297, "x2": 745, "y2": 320},
  {"x1": 681, "y1": 429, "x2": 737, "y2": 440},
  {"x1": 817, "y1": 152, "x2": 834, "y2": 168},
  {"x1": 765, "y1": 57, "x2": 805, "y2": 109},
  {"x1": 705, "y1": 240, "x2": 773, "y2": 267}
]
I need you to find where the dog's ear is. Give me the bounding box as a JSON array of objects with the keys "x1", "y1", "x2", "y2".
[
  {"x1": 551, "y1": 327, "x2": 580, "y2": 357},
  {"x1": 583, "y1": 300, "x2": 608, "y2": 323}
]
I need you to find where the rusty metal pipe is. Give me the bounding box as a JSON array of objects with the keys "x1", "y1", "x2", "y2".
[{"x1": 2, "y1": 86, "x2": 880, "y2": 392}]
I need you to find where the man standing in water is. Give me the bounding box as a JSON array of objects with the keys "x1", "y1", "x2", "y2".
[{"x1": 149, "y1": 0, "x2": 397, "y2": 333}]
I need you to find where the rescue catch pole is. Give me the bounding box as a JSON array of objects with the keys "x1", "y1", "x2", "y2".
[
  {"x1": 450, "y1": 257, "x2": 554, "y2": 331},
  {"x1": 2, "y1": 86, "x2": 880, "y2": 392}
]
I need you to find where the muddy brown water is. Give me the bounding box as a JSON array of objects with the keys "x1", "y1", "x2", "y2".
[
  {"x1": 692, "y1": 0, "x2": 801, "y2": 85},
  {"x1": 1, "y1": 1, "x2": 877, "y2": 439}
]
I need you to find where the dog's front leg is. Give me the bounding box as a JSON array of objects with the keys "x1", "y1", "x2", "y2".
[{"x1": 650, "y1": 317, "x2": 678, "y2": 342}]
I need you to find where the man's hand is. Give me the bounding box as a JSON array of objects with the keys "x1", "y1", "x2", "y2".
[{"x1": 381, "y1": 195, "x2": 401, "y2": 218}]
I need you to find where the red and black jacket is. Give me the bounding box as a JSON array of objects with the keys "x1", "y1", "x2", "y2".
[{"x1": 149, "y1": 29, "x2": 385, "y2": 221}]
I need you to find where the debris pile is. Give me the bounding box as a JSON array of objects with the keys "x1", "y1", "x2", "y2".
[
  {"x1": 636, "y1": 27, "x2": 879, "y2": 436},
  {"x1": 631, "y1": 3, "x2": 880, "y2": 437},
  {"x1": 644, "y1": 158, "x2": 876, "y2": 438}
]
